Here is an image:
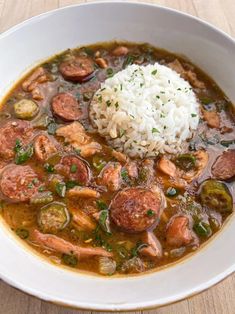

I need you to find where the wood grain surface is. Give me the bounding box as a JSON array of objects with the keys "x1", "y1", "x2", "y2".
[{"x1": 0, "y1": 0, "x2": 234, "y2": 313}]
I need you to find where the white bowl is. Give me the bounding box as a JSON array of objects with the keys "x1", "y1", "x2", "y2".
[{"x1": 0, "y1": 1, "x2": 235, "y2": 311}]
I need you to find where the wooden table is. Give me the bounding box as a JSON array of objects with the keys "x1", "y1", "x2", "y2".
[{"x1": 0, "y1": 0, "x2": 234, "y2": 313}]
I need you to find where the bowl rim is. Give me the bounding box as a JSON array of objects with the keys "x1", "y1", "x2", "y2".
[{"x1": 0, "y1": 1, "x2": 235, "y2": 311}]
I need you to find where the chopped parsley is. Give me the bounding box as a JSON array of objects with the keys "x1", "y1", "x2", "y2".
[
  {"x1": 38, "y1": 186, "x2": 46, "y2": 192},
  {"x1": 146, "y1": 209, "x2": 155, "y2": 217},
  {"x1": 119, "y1": 129, "x2": 126, "y2": 137},
  {"x1": 44, "y1": 163, "x2": 54, "y2": 173},
  {"x1": 123, "y1": 55, "x2": 134, "y2": 68},
  {"x1": 151, "y1": 69, "x2": 157, "y2": 75},
  {"x1": 70, "y1": 164, "x2": 77, "y2": 173},
  {"x1": 152, "y1": 128, "x2": 159, "y2": 133},
  {"x1": 106, "y1": 68, "x2": 114, "y2": 77},
  {"x1": 16, "y1": 228, "x2": 29, "y2": 239},
  {"x1": 66, "y1": 181, "x2": 79, "y2": 189},
  {"x1": 121, "y1": 169, "x2": 129, "y2": 181},
  {"x1": 96, "y1": 200, "x2": 108, "y2": 211},
  {"x1": 55, "y1": 182, "x2": 66, "y2": 197},
  {"x1": 15, "y1": 144, "x2": 34, "y2": 165},
  {"x1": 106, "y1": 100, "x2": 112, "y2": 107},
  {"x1": 14, "y1": 139, "x2": 22, "y2": 152},
  {"x1": 98, "y1": 210, "x2": 111, "y2": 234},
  {"x1": 191, "y1": 113, "x2": 197, "y2": 117}
]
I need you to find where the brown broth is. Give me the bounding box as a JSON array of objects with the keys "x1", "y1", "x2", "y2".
[{"x1": 0, "y1": 41, "x2": 234, "y2": 276}]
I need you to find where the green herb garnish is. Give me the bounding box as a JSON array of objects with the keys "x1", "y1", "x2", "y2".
[
  {"x1": 106, "y1": 68, "x2": 114, "y2": 77},
  {"x1": 70, "y1": 164, "x2": 77, "y2": 173},
  {"x1": 146, "y1": 209, "x2": 155, "y2": 217},
  {"x1": 121, "y1": 169, "x2": 129, "y2": 181},
  {"x1": 123, "y1": 55, "x2": 134, "y2": 68},
  {"x1": 62, "y1": 254, "x2": 78, "y2": 267},
  {"x1": 16, "y1": 228, "x2": 29, "y2": 239},
  {"x1": 44, "y1": 163, "x2": 54, "y2": 173},
  {"x1": 96, "y1": 200, "x2": 108, "y2": 211},
  {"x1": 55, "y1": 182, "x2": 66, "y2": 197},
  {"x1": 152, "y1": 128, "x2": 159, "y2": 133},
  {"x1": 99, "y1": 210, "x2": 111, "y2": 233},
  {"x1": 66, "y1": 181, "x2": 79, "y2": 189},
  {"x1": 193, "y1": 221, "x2": 212, "y2": 238},
  {"x1": 15, "y1": 144, "x2": 34, "y2": 165}
]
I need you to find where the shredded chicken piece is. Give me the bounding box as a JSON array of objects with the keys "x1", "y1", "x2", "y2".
[
  {"x1": 111, "y1": 150, "x2": 129, "y2": 163},
  {"x1": 140, "y1": 232, "x2": 162, "y2": 258},
  {"x1": 33, "y1": 229, "x2": 112, "y2": 258},
  {"x1": 98, "y1": 162, "x2": 122, "y2": 191},
  {"x1": 125, "y1": 161, "x2": 138, "y2": 178},
  {"x1": 22, "y1": 67, "x2": 50, "y2": 100},
  {"x1": 67, "y1": 186, "x2": 100, "y2": 198},
  {"x1": 157, "y1": 157, "x2": 176, "y2": 177},
  {"x1": 166, "y1": 215, "x2": 193, "y2": 247},
  {"x1": 202, "y1": 108, "x2": 220, "y2": 128},
  {"x1": 31, "y1": 86, "x2": 43, "y2": 100},
  {"x1": 168, "y1": 59, "x2": 205, "y2": 89},
  {"x1": 56, "y1": 122, "x2": 102, "y2": 157},
  {"x1": 71, "y1": 208, "x2": 97, "y2": 231},
  {"x1": 157, "y1": 151, "x2": 208, "y2": 183},
  {"x1": 179, "y1": 150, "x2": 209, "y2": 182}
]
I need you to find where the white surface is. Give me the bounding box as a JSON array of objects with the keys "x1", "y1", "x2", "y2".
[{"x1": 0, "y1": 1, "x2": 235, "y2": 311}]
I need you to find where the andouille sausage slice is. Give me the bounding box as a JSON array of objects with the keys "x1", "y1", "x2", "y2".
[
  {"x1": 51, "y1": 93, "x2": 82, "y2": 121},
  {"x1": 34, "y1": 134, "x2": 58, "y2": 162},
  {"x1": 55, "y1": 155, "x2": 90, "y2": 185},
  {"x1": 59, "y1": 56, "x2": 95, "y2": 82},
  {"x1": 110, "y1": 187, "x2": 162, "y2": 233},
  {"x1": 0, "y1": 165, "x2": 41, "y2": 202},
  {"x1": 0, "y1": 120, "x2": 33, "y2": 159},
  {"x1": 211, "y1": 150, "x2": 235, "y2": 180}
]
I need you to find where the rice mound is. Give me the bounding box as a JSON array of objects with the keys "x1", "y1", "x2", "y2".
[{"x1": 90, "y1": 63, "x2": 199, "y2": 158}]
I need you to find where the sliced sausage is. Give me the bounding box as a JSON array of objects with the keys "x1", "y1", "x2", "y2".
[
  {"x1": 0, "y1": 165, "x2": 41, "y2": 202},
  {"x1": 55, "y1": 155, "x2": 90, "y2": 185},
  {"x1": 34, "y1": 134, "x2": 57, "y2": 162},
  {"x1": 110, "y1": 187, "x2": 162, "y2": 233},
  {"x1": 59, "y1": 56, "x2": 95, "y2": 82},
  {"x1": 98, "y1": 162, "x2": 122, "y2": 191},
  {"x1": 51, "y1": 93, "x2": 82, "y2": 121},
  {"x1": 211, "y1": 150, "x2": 235, "y2": 180},
  {"x1": 166, "y1": 215, "x2": 193, "y2": 247},
  {"x1": 0, "y1": 120, "x2": 33, "y2": 159}
]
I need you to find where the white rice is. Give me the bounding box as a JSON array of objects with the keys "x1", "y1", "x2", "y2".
[{"x1": 90, "y1": 63, "x2": 199, "y2": 158}]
